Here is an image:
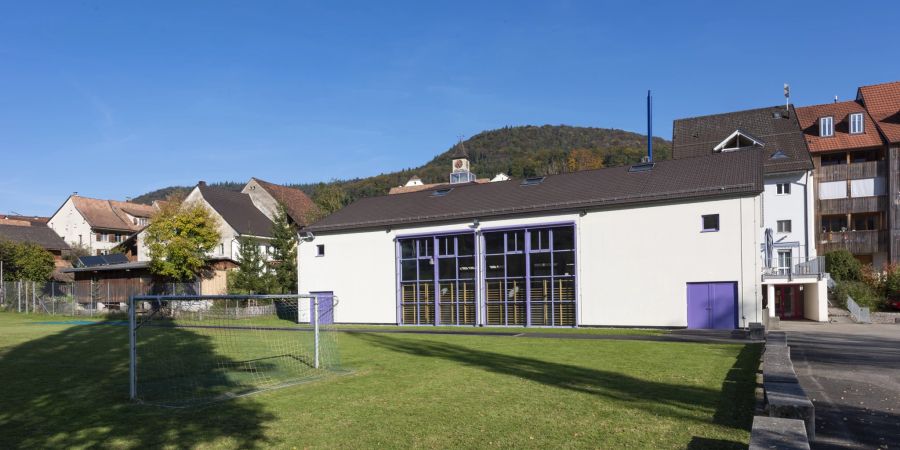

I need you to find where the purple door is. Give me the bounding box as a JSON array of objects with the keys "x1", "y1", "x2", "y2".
[
  {"x1": 310, "y1": 291, "x2": 334, "y2": 325},
  {"x1": 687, "y1": 282, "x2": 737, "y2": 329}
]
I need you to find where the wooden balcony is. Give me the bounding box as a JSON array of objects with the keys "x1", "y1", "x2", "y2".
[
  {"x1": 816, "y1": 160, "x2": 886, "y2": 182},
  {"x1": 818, "y1": 195, "x2": 888, "y2": 215},
  {"x1": 819, "y1": 230, "x2": 889, "y2": 255}
]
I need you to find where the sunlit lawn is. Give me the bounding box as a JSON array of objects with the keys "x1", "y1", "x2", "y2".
[{"x1": 0, "y1": 312, "x2": 758, "y2": 449}]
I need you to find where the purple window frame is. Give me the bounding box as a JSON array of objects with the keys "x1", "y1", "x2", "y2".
[
  {"x1": 481, "y1": 223, "x2": 577, "y2": 327},
  {"x1": 396, "y1": 231, "x2": 477, "y2": 326}
]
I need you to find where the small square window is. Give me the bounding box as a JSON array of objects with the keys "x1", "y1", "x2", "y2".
[
  {"x1": 316, "y1": 244, "x2": 325, "y2": 257},
  {"x1": 702, "y1": 214, "x2": 720, "y2": 232},
  {"x1": 777, "y1": 220, "x2": 792, "y2": 233},
  {"x1": 776, "y1": 183, "x2": 791, "y2": 195},
  {"x1": 819, "y1": 116, "x2": 834, "y2": 137},
  {"x1": 849, "y1": 113, "x2": 864, "y2": 134}
]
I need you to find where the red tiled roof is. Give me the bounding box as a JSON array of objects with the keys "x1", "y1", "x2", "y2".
[
  {"x1": 858, "y1": 81, "x2": 900, "y2": 144},
  {"x1": 794, "y1": 101, "x2": 884, "y2": 153},
  {"x1": 71, "y1": 196, "x2": 157, "y2": 231},
  {"x1": 251, "y1": 178, "x2": 318, "y2": 226}
]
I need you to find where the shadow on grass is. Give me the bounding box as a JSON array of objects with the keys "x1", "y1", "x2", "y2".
[
  {"x1": 355, "y1": 333, "x2": 760, "y2": 437},
  {"x1": 0, "y1": 321, "x2": 274, "y2": 449}
]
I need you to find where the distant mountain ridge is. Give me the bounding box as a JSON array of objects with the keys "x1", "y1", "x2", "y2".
[{"x1": 131, "y1": 125, "x2": 671, "y2": 205}]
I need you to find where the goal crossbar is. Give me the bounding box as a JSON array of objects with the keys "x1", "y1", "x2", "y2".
[{"x1": 128, "y1": 293, "x2": 336, "y2": 405}]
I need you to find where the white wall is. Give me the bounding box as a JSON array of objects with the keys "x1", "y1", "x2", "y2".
[
  {"x1": 762, "y1": 171, "x2": 815, "y2": 267},
  {"x1": 242, "y1": 179, "x2": 280, "y2": 222},
  {"x1": 299, "y1": 194, "x2": 762, "y2": 327},
  {"x1": 46, "y1": 196, "x2": 124, "y2": 254},
  {"x1": 802, "y1": 280, "x2": 829, "y2": 322},
  {"x1": 184, "y1": 188, "x2": 240, "y2": 261}
]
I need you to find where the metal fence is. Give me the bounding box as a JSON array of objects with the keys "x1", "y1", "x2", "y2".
[
  {"x1": 846, "y1": 295, "x2": 871, "y2": 323},
  {"x1": 0, "y1": 280, "x2": 199, "y2": 316},
  {"x1": 761, "y1": 255, "x2": 826, "y2": 279}
]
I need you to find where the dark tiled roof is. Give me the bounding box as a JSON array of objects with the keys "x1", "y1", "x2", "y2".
[
  {"x1": 0, "y1": 224, "x2": 70, "y2": 251},
  {"x1": 306, "y1": 151, "x2": 764, "y2": 233},
  {"x1": 795, "y1": 101, "x2": 884, "y2": 152},
  {"x1": 199, "y1": 185, "x2": 274, "y2": 237},
  {"x1": 672, "y1": 105, "x2": 813, "y2": 174},
  {"x1": 251, "y1": 178, "x2": 317, "y2": 226},
  {"x1": 858, "y1": 81, "x2": 900, "y2": 144}
]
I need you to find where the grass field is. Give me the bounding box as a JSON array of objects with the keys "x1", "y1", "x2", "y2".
[{"x1": 0, "y1": 312, "x2": 759, "y2": 449}]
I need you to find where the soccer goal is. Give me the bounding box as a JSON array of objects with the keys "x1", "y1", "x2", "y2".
[{"x1": 128, "y1": 294, "x2": 341, "y2": 407}]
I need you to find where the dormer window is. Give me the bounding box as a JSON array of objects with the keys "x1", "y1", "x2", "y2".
[
  {"x1": 713, "y1": 130, "x2": 764, "y2": 152},
  {"x1": 849, "y1": 113, "x2": 864, "y2": 134},
  {"x1": 819, "y1": 116, "x2": 834, "y2": 137}
]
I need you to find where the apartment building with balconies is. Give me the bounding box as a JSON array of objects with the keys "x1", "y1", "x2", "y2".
[{"x1": 796, "y1": 99, "x2": 890, "y2": 266}]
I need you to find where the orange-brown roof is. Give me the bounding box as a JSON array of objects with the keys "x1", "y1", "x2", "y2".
[
  {"x1": 858, "y1": 81, "x2": 900, "y2": 144},
  {"x1": 251, "y1": 178, "x2": 317, "y2": 226},
  {"x1": 71, "y1": 196, "x2": 157, "y2": 231},
  {"x1": 795, "y1": 101, "x2": 884, "y2": 153}
]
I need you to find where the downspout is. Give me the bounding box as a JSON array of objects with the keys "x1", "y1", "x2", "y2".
[{"x1": 803, "y1": 171, "x2": 810, "y2": 260}]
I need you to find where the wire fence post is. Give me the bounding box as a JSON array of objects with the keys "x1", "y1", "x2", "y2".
[
  {"x1": 129, "y1": 295, "x2": 137, "y2": 401},
  {"x1": 17, "y1": 280, "x2": 21, "y2": 313},
  {"x1": 314, "y1": 295, "x2": 320, "y2": 369}
]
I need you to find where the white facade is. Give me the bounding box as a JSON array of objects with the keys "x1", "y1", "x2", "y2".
[
  {"x1": 183, "y1": 187, "x2": 273, "y2": 262},
  {"x1": 242, "y1": 179, "x2": 280, "y2": 222},
  {"x1": 48, "y1": 197, "x2": 94, "y2": 250},
  {"x1": 761, "y1": 171, "x2": 817, "y2": 267},
  {"x1": 299, "y1": 195, "x2": 763, "y2": 328}
]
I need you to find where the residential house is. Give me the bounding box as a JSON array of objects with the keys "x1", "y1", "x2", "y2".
[
  {"x1": 795, "y1": 100, "x2": 887, "y2": 266},
  {"x1": 857, "y1": 81, "x2": 900, "y2": 263},
  {"x1": 242, "y1": 177, "x2": 318, "y2": 227},
  {"x1": 672, "y1": 105, "x2": 827, "y2": 322},
  {"x1": 300, "y1": 151, "x2": 766, "y2": 329},
  {"x1": 47, "y1": 195, "x2": 157, "y2": 256},
  {"x1": 0, "y1": 220, "x2": 71, "y2": 277}
]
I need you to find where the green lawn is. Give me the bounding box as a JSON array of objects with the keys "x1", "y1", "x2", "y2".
[{"x1": 0, "y1": 312, "x2": 759, "y2": 449}]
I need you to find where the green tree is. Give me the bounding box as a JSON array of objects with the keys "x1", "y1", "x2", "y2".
[
  {"x1": 270, "y1": 203, "x2": 297, "y2": 294},
  {"x1": 63, "y1": 242, "x2": 92, "y2": 265},
  {"x1": 305, "y1": 183, "x2": 348, "y2": 223},
  {"x1": 228, "y1": 237, "x2": 275, "y2": 294},
  {"x1": 0, "y1": 240, "x2": 55, "y2": 281},
  {"x1": 825, "y1": 250, "x2": 862, "y2": 282},
  {"x1": 145, "y1": 199, "x2": 221, "y2": 282}
]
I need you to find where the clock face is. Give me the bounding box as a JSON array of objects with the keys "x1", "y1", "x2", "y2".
[{"x1": 454, "y1": 160, "x2": 464, "y2": 169}]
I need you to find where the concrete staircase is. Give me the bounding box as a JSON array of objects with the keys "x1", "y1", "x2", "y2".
[{"x1": 828, "y1": 307, "x2": 854, "y2": 323}]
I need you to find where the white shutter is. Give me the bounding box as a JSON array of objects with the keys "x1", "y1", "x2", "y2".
[
  {"x1": 850, "y1": 178, "x2": 885, "y2": 197},
  {"x1": 819, "y1": 181, "x2": 847, "y2": 199}
]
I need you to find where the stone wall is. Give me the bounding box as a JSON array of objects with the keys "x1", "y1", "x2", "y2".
[{"x1": 871, "y1": 312, "x2": 900, "y2": 324}]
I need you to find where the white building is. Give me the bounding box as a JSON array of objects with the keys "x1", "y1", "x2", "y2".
[
  {"x1": 299, "y1": 151, "x2": 767, "y2": 329},
  {"x1": 673, "y1": 105, "x2": 827, "y2": 322},
  {"x1": 48, "y1": 195, "x2": 158, "y2": 256}
]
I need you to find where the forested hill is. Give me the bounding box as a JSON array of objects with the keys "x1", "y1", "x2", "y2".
[{"x1": 132, "y1": 125, "x2": 671, "y2": 205}]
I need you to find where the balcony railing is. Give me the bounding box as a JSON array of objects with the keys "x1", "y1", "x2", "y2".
[
  {"x1": 816, "y1": 160, "x2": 886, "y2": 182},
  {"x1": 819, "y1": 230, "x2": 889, "y2": 255},
  {"x1": 818, "y1": 195, "x2": 888, "y2": 214},
  {"x1": 761, "y1": 255, "x2": 825, "y2": 280}
]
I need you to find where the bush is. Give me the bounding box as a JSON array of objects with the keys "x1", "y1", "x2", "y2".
[
  {"x1": 832, "y1": 280, "x2": 884, "y2": 310},
  {"x1": 883, "y1": 264, "x2": 900, "y2": 300},
  {"x1": 825, "y1": 250, "x2": 862, "y2": 282}
]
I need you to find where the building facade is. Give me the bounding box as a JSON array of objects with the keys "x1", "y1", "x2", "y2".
[
  {"x1": 672, "y1": 105, "x2": 827, "y2": 322},
  {"x1": 47, "y1": 195, "x2": 157, "y2": 256},
  {"x1": 300, "y1": 152, "x2": 768, "y2": 329}
]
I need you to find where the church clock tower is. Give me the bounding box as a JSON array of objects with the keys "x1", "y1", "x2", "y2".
[{"x1": 450, "y1": 140, "x2": 476, "y2": 184}]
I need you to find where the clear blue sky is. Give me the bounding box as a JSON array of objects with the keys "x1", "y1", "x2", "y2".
[{"x1": 2, "y1": 1, "x2": 898, "y2": 216}]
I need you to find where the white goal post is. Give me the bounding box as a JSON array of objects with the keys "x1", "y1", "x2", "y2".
[{"x1": 128, "y1": 294, "x2": 339, "y2": 406}]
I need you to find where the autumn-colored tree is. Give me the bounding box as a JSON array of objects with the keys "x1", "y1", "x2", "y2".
[
  {"x1": 566, "y1": 148, "x2": 605, "y2": 172},
  {"x1": 304, "y1": 182, "x2": 349, "y2": 223},
  {"x1": 145, "y1": 198, "x2": 221, "y2": 282}
]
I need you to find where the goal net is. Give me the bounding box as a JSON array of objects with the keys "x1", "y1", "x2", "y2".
[{"x1": 128, "y1": 294, "x2": 341, "y2": 407}]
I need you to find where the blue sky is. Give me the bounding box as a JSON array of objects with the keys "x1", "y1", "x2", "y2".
[{"x1": 2, "y1": 1, "x2": 898, "y2": 215}]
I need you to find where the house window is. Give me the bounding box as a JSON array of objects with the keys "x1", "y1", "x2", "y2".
[
  {"x1": 316, "y1": 244, "x2": 325, "y2": 257},
  {"x1": 820, "y1": 153, "x2": 846, "y2": 166},
  {"x1": 849, "y1": 113, "x2": 864, "y2": 134},
  {"x1": 701, "y1": 214, "x2": 720, "y2": 232},
  {"x1": 852, "y1": 213, "x2": 879, "y2": 231},
  {"x1": 96, "y1": 232, "x2": 103, "y2": 242},
  {"x1": 777, "y1": 220, "x2": 792, "y2": 233},
  {"x1": 219, "y1": 243, "x2": 224, "y2": 255},
  {"x1": 819, "y1": 116, "x2": 834, "y2": 137},
  {"x1": 777, "y1": 250, "x2": 792, "y2": 275},
  {"x1": 821, "y1": 215, "x2": 848, "y2": 233},
  {"x1": 776, "y1": 183, "x2": 791, "y2": 195}
]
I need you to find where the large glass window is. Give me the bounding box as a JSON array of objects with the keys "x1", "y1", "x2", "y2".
[
  {"x1": 399, "y1": 234, "x2": 476, "y2": 325},
  {"x1": 484, "y1": 225, "x2": 576, "y2": 327}
]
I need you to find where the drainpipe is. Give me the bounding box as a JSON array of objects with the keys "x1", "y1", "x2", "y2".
[{"x1": 803, "y1": 171, "x2": 810, "y2": 260}]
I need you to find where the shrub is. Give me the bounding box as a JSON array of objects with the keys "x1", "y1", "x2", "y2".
[
  {"x1": 833, "y1": 280, "x2": 883, "y2": 310},
  {"x1": 825, "y1": 250, "x2": 862, "y2": 282}
]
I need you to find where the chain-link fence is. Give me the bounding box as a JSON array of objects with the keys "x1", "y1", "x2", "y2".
[{"x1": 0, "y1": 280, "x2": 199, "y2": 316}]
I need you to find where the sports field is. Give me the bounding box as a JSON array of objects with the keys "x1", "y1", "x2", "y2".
[{"x1": 0, "y1": 312, "x2": 759, "y2": 449}]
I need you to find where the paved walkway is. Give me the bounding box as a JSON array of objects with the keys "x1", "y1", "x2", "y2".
[{"x1": 779, "y1": 321, "x2": 900, "y2": 449}]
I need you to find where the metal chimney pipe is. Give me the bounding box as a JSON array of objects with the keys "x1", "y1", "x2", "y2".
[{"x1": 647, "y1": 90, "x2": 653, "y2": 162}]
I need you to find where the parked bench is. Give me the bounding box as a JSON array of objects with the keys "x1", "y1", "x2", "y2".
[
  {"x1": 749, "y1": 416, "x2": 810, "y2": 450},
  {"x1": 764, "y1": 381, "x2": 815, "y2": 441}
]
